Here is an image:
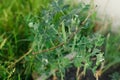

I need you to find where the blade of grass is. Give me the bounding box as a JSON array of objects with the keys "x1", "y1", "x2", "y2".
[{"x1": 61, "y1": 21, "x2": 67, "y2": 43}]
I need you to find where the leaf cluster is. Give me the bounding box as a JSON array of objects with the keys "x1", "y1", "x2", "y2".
[{"x1": 28, "y1": 0, "x2": 104, "y2": 79}]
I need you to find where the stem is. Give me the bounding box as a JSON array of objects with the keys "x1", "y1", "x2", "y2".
[
  {"x1": 71, "y1": 34, "x2": 77, "y2": 52},
  {"x1": 60, "y1": 70, "x2": 64, "y2": 80},
  {"x1": 76, "y1": 67, "x2": 80, "y2": 80},
  {"x1": 7, "y1": 48, "x2": 33, "y2": 69},
  {"x1": 58, "y1": 59, "x2": 64, "y2": 80}
]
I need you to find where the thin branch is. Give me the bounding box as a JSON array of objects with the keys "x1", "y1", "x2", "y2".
[
  {"x1": 7, "y1": 49, "x2": 33, "y2": 69},
  {"x1": 33, "y1": 42, "x2": 64, "y2": 55}
]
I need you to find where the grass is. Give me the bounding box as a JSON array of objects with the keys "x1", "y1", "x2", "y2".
[
  {"x1": 103, "y1": 33, "x2": 120, "y2": 72},
  {"x1": 0, "y1": 0, "x2": 50, "y2": 80}
]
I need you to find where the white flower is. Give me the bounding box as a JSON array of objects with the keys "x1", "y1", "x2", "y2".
[
  {"x1": 42, "y1": 58, "x2": 48, "y2": 64},
  {"x1": 28, "y1": 22, "x2": 34, "y2": 28},
  {"x1": 28, "y1": 22, "x2": 38, "y2": 30}
]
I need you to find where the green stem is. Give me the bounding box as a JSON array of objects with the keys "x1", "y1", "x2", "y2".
[{"x1": 7, "y1": 49, "x2": 33, "y2": 69}]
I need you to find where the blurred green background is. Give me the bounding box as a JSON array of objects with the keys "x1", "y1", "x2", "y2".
[{"x1": 0, "y1": 0, "x2": 51, "y2": 79}]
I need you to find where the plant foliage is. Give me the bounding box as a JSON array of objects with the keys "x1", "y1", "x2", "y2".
[{"x1": 27, "y1": 0, "x2": 104, "y2": 79}]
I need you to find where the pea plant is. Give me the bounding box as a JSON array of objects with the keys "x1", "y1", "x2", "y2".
[{"x1": 26, "y1": 0, "x2": 104, "y2": 80}]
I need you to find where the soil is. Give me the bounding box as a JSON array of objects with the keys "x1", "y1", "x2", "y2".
[{"x1": 46, "y1": 65, "x2": 120, "y2": 80}]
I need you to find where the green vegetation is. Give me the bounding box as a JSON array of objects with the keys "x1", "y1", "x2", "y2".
[
  {"x1": 0, "y1": 0, "x2": 120, "y2": 80},
  {"x1": 27, "y1": 1, "x2": 104, "y2": 80},
  {"x1": 110, "y1": 72, "x2": 120, "y2": 80},
  {"x1": 104, "y1": 33, "x2": 120, "y2": 72},
  {"x1": 0, "y1": 0, "x2": 50, "y2": 80}
]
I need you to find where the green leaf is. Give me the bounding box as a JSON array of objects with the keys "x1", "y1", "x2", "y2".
[
  {"x1": 74, "y1": 57, "x2": 82, "y2": 67},
  {"x1": 61, "y1": 22, "x2": 67, "y2": 43}
]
